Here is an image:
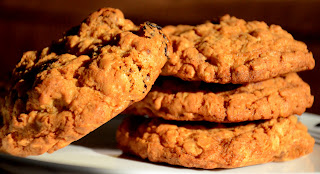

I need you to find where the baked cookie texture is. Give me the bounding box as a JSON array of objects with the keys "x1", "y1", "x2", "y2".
[
  {"x1": 117, "y1": 115, "x2": 315, "y2": 169},
  {"x1": 161, "y1": 15, "x2": 315, "y2": 84},
  {"x1": 125, "y1": 73, "x2": 313, "y2": 122},
  {"x1": 0, "y1": 8, "x2": 170, "y2": 157}
]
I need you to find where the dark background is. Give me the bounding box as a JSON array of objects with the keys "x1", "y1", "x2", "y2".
[{"x1": 0, "y1": 0, "x2": 319, "y2": 115}]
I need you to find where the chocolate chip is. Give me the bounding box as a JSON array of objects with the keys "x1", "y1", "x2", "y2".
[
  {"x1": 146, "y1": 22, "x2": 162, "y2": 30},
  {"x1": 164, "y1": 45, "x2": 168, "y2": 57},
  {"x1": 211, "y1": 18, "x2": 220, "y2": 24}
]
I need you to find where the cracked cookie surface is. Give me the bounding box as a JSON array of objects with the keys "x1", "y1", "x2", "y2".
[
  {"x1": 0, "y1": 8, "x2": 170, "y2": 157},
  {"x1": 116, "y1": 115, "x2": 314, "y2": 169},
  {"x1": 161, "y1": 15, "x2": 315, "y2": 84},
  {"x1": 125, "y1": 73, "x2": 313, "y2": 122}
]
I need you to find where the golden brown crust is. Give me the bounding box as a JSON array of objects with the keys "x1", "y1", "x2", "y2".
[
  {"x1": 0, "y1": 8, "x2": 170, "y2": 157},
  {"x1": 125, "y1": 73, "x2": 313, "y2": 122},
  {"x1": 116, "y1": 115, "x2": 315, "y2": 169},
  {"x1": 161, "y1": 15, "x2": 315, "y2": 84}
]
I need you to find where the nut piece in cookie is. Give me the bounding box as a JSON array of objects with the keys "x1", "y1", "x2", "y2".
[
  {"x1": 161, "y1": 15, "x2": 315, "y2": 84},
  {"x1": 0, "y1": 8, "x2": 171, "y2": 157},
  {"x1": 125, "y1": 73, "x2": 313, "y2": 122},
  {"x1": 117, "y1": 115, "x2": 315, "y2": 169}
]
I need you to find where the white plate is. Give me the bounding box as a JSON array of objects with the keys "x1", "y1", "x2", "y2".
[{"x1": 1, "y1": 113, "x2": 320, "y2": 173}]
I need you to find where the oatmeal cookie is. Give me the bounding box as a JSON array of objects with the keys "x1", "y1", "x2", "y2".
[
  {"x1": 161, "y1": 15, "x2": 315, "y2": 84},
  {"x1": 125, "y1": 73, "x2": 313, "y2": 122},
  {"x1": 0, "y1": 8, "x2": 170, "y2": 157},
  {"x1": 116, "y1": 115, "x2": 315, "y2": 169}
]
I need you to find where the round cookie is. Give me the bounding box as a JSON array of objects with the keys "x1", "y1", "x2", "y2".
[
  {"x1": 161, "y1": 15, "x2": 315, "y2": 84},
  {"x1": 125, "y1": 73, "x2": 313, "y2": 122},
  {"x1": 116, "y1": 115, "x2": 315, "y2": 169},
  {"x1": 0, "y1": 8, "x2": 171, "y2": 157}
]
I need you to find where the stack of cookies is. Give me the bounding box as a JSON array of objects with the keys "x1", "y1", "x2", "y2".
[
  {"x1": 117, "y1": 15, "x2": 316, "y2": 169},
  {"x1": 0, "y1": 7, "x2": 315, "y2": 169}
]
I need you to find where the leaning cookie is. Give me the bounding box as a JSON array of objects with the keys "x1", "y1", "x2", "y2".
[
  {"x1": 161, "y1": 15, "x2": 315, "y2": 84},
  {"x1": 117, "y1": 115, "x2": 314, "y2": 169},
  {"x1": 125, "y1": 73, "x2": 313, "y2": 122},
  {"x1": 0, "y1": 8, "x2": 170, "y2": 157}
]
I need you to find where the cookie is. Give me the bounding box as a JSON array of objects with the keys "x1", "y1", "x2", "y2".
[
  {"x1": 125, "y1": 73, "x2": 313, "y2": 122},
  {"x1": 116, "y1": 115, "x2": 315, "y2": 169},
  {"x1": 0, "y1": 8, "x2": 170, "y2": 157},
  {"x1": 161, "y1": 15, "x2": 315, "y2": 84}
]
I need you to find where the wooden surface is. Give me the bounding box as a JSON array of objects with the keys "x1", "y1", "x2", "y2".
[{"x1": 0, "y1": 0, "x2": 319, "y2": 115}]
